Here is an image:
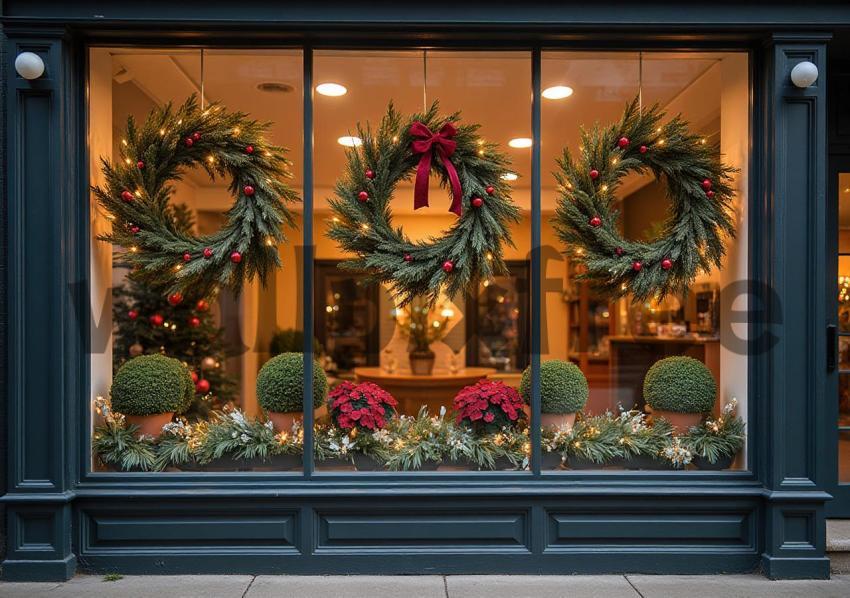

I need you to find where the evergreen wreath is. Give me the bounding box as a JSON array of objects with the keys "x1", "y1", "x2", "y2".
[
  {"x1": 94, "y1": 95, "x2": 299, "y2": 296},
  {"x1": 327, "y1": 103, "x2": 520, "y2": 305},
  {"x1": 552, "y1": 98, "x2": 736, "y2": 300}
]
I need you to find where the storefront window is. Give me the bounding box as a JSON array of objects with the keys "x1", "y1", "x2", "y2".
[{"x1": 88, "y1": 47, "x2": 749, "y2": 474}]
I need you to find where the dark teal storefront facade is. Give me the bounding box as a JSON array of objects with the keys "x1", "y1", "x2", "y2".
[{"x1": 2, "y1": 0, "x2": 850, "y2": 582}]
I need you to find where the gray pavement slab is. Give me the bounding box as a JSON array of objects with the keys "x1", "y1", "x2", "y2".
[
  {"x1": 246, "y1": 574, "x2": 446, "y2": 598},
  {"x1": 0, "y1": 575, "x2": 254, "y2": 598},
  {"x1": 446, "y1": 574, "x2": 640, "y2": 598},
  {"x1": 627, "y1": 573, "x2": 850, "y2": 598}
]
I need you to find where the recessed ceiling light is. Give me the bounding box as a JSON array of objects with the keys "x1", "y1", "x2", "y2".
[
  {"x1": 500, "y1": 172, "x2": 518, "y2": 181},
  {"x1": 256, "y1": 82, "x2": 294, "y2": 93},
  {"x1": 338, "y1": 136, "x2": 362, "y2": 147},
  {"x1": 542, "y1": 85, "x2": 574, "y2": 100},
  {"x1": 508, "y1": 138, "x2": 533, "y2": 149},
  {"x1": 317, "y1": 82, "x2": 347, "y2": 97}
]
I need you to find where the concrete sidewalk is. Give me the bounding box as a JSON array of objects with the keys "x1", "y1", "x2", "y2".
[{"x1": 2, "y1": 574, "x2": 850, "y2": 598}]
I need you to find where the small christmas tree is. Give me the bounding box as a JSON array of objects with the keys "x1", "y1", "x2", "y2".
[{"x1": 112, "y1": 204, "x2": 237, "y2": 419}]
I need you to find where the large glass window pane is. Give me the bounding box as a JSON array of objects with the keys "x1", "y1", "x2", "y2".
[{"x1": 540, "y1": 51, "x2": 749, "y2": 471}]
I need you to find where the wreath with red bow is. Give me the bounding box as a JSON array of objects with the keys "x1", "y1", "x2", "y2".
[{"x1": 327, "y1": 103, "x2": 520, "y2": 306}]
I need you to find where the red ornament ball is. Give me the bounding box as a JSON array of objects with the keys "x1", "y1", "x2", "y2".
[
  {"x1": 589, "y1": 216, "x2": 602, "y2": 228},
  {"x1": 661, "y1": 258, "x2": 673, "y2": 270},
  {"x1": 639, "y1": 145, "x2": 648, "y2": 154},
  {"x1": 706, "y1": 190, "x2": 716, "y2": 199},
  {"x1": 184, "y1": 137, "x2": 194, "y2": 148},
  {"x1": 167, "y1": 292, "x2": 183, "y2": 306},
  {"x1": 486, "y1": 185, "x2": 495, "y2": 195},
  {"x1": 358, "y1": 191, "x2": 369, "y2": 202},
  {"x1": 230, "y1": 251, "x2": 242, "y2": 264},
  {"x1": 188, "y1": 316, "x2": 201, "y2": 328},
  {"x1": 632, "y1": 261, "x2": 643, "y2": 272},
  {"x1": 615, "y1": 247, "x2": 624, "y2": 256},
  {"x1": 589, "y1": 169, "x2": 600, "y2": 180},
  {"x1": 203, "y1": 247, "x2": 213, "y2": 259},
  {"x1": 701, "y1": 179, "x2": 712, "y2": 191},
  {"x1": 618, "y1": 137, "x2": 630, "y2": 149},
  {"x1": 196, "y1": 299, "x2": 209, "y2": 312},
  {"x1": 245, "y1": 145, "x2": 254, "y2": 154},
  {"x1": 190, "y1": 371, "x2": 199, "y2": 384},
  {"x1": 472, "y1": 197, "x2": 484, "y2": 208},
  {"x1": 442, "y1": 260, "x2": 454, "y2": 273},
  {"x1": 365, "y1": 169, "x2": 375, "y2": 180},
  {"x1": 182, "y1": 252, "x2": 191, "y2": 262},
  {"x1": 195, "y1": 379, "x2": 210, "y2": 394},
  {"x1": 150, "y1": 314, "x2": 164, "y2": 327},
  {"x1": 404, "y1": 254, "x2": 413, "y2": 262},
  {"x1": 243, "y1": 185, "x2": 255, "y2": 196},
  {"x1": 130, "y1": 225, "x2": 140, "y2": 234},
  {"x1": 136, "y1": 161, "x2": 145, "y2": 170},
  {"x1": 121, "y1": 190, "x2": 134, "y2": 202},
  {"x1": 128, "y1": 309, "x2": 138, "y2": 321},
  {"x1": 192, "y1": 131, "x2": 201, "y2": 142}
]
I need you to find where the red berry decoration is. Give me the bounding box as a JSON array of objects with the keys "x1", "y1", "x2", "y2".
[
  {"x1": 701, "y1": 179, "x2": 712, "y2": 191},
  {"x1": 661, "y1": 258, "x2": 673, "y2": 270},
  {"x1": 486, "y1": 185, "x2": 495, "y2": 195},
  {"x1": 195, "y1": 378, "x2": 210, "y2": 394},
  {"x1": 589, "y1": 216, "x2": 602, "y2": 227},
  {"x1": 196, "y1": 299, "x2": 209, "y2": 312},
  {"x1": 245, "y1": 145, "x2": 254, "y2": 154},
  {"x1": 618, "y1": 137, "x2": 630, "y2": 149},
  {"x1": 472, "y1": 197, "x2": 484, "y2": 208},
  {"x1": 150, "y1": 314, "x2": 164, "y2": 327},
  {"x1": 190, "y1": 371, "x2": 199, "y2": 384},
  {"x1": 203, "y1": 247, "x2": 213, "y2": 259},
  {"x1": 184, "y1": 137, "x2": 194, "y2": 147},
  {"x1": 442, "y1": 260, "x2": 454, "y2": 273},
  {"x1": 404, "y1": 254, "x2": 412, "y2": 262},
  {"x1": 365, "y1": 169, "x2": 375, "y2": 180},
  {"x1": 706, "y1": 190, "x2": 716, "y2": 199},
  {"x1": 182, "y1": 252, "x2": 191, "y2": 262},
  {"x1": 230, "y1": 251, "x2": 242, "y2": 264},
  {"x1": 615, "y1": 247, "x2": 624, "y2": 256},
  {"x1": 130, "y1": 225, "x2": 140, "y2": 234},
  {"x1": 188, "y1": 316, "x2": 201, "y2": 328},
  {"x1": 358, "y1": 191, "x2": 369, "y2": 202},
  {"x1": 589, "y1": 169, "x2": 600, "y2": 180},
  {"x1": 137, "y1": 161, "x2": 145, "y2": 170},
  {"x1": 632, "y1": 261, "x2": 643, "y2": 272},
  {"x1": 168, "y1": 292, "x2": 183, "y2": 306},
  {"x1": 121, "y1": 190, "x2": 134, "y2": 202},
  {"x1": 243, "y1": 185, "x2": 255, "y2": 196},
  {"x1": 192, "y1": 131, "x2": 201, "y2": 142},
  {"x1": 128, "y1": 309, "x2": 138, "y2": 321},
  {"x1": 639, "y1": 145, "x2": 648, "y2": 154}
]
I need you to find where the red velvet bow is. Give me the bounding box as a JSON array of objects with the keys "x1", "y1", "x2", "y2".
[{"x1": 410, "y1": 121, "x2": 463, "y2": 217}]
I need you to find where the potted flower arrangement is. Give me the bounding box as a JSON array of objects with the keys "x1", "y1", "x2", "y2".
[
  {"x1": 328, "y1": 381, "x2": 399, "y2": 470},
  {"x1": 256, "y1": 352, "x2": 328, "y2": 432},
  {"x1": 643, "y1": 356, "x2": 717, "y2": 433},
  {"x1": 519, "y1": 360, "x2": 589, "y2": 429},
  {"x1": 685, "y1": 398, "x2": 745, "y2": 470},
  {"x1": 453, "y1": 379, "x2": 525, "y2": 433},
  {"x1": 110, "y1": 354, "x2": 194, "y2": 436},
  {"x1": 394, "y1": 296, "x2": 453, "y2": 376}
]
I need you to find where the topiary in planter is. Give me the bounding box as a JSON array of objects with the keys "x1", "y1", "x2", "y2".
[
  {"x1": 519, "y1": 360, "x2": 589, "y2": 414},
  {"x1": 111, "y1": 354, "x2": 189, "y2": 416},
  {"x1": 256, "y1": 352, "x2": 327, "y2": 415},
  {"x1": 644, "y1": 356, "x2": 716, "y2": 433}
]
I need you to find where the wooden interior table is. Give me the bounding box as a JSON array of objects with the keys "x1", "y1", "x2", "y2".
[{"x1": 353, "y1": 367, "x2": 498, "y2": 416}]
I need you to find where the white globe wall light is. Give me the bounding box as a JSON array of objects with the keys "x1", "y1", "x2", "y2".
[
  {"x1": 15, "y1": 52, "x2": 45, "y2": 80},
  {"x1": 790, "y1": 61, "x2": 818, "y2": 88}
]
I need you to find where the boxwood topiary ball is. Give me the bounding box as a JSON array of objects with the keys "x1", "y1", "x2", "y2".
[
  {"x1": 644, "y1": 356, "x2": 716, "y2": 414},
  {"x1": 179, "y1": 365, "x2": 195, "y2": 413},
  {"x1": 519, "y1": 360, "x2": 589, "y2": 414},
  {"x1": 256, "y1": 352, "x2": 328, "y2": 414},
  {"x1": 110, "y1": 354, "x2": 190, "y2": 416}
]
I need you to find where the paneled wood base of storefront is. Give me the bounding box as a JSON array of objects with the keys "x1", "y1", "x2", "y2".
[{"x1": 63, "y1": 490, "x2": 777, "y2": 576}]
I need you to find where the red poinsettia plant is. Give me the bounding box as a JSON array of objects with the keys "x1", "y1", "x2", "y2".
[
  {"x1": 453, "y1": 379, "x2": 526, "y2": 433},
  {"x1": 329, "y1": 381, "x2": 399, "y2": 431}
]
